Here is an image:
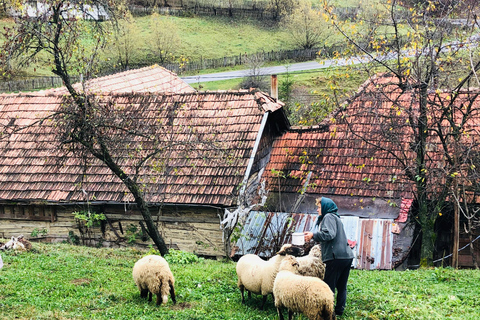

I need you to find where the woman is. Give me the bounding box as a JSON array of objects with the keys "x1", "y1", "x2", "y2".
[{"x1": 304, "y1": 197, "x2": 354, "y2": 317}]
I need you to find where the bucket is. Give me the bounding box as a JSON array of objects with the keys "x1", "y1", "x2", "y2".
[{"x1": 291, "y1": 232, "x2": 305, "y2": 246}]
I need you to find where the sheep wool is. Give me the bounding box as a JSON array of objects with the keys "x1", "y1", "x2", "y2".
[
  {"x1": 296, "y1": 244, "x2": 326, "y2": 279},
  {"x1": 0, "y1": 236, "x2": 27, "y2": 251},
  {"x1": 132, "y1": 255, "x2": 176, "y2": 306},
  {"x1": 236, "y1": 243, "x2": 303, "y2": 310},
  {"x1": 273, "y1": 255, "x2": 335, "y2": 320}
]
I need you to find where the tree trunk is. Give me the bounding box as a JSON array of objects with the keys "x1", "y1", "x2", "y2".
[
  {"x1": 419, "y1": 202, "x2": 435, "y2": 267},
  {"x1": 98, "y1": 142, "x2": 169, "y2": 256}
]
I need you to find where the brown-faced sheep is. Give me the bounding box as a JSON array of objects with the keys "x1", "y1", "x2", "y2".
[
  {"x1": 296, "y1": 244, "x2": 325, "y2": 279},
  {"x1": 132, "y1": 255, "x2": 176, "y2": 306},
  {"x1": 236, "y1": 244, "x2": 303, "y2": 310},
  {"x1": 273, "y1": 255, "x2": 335, "y2": 320}
]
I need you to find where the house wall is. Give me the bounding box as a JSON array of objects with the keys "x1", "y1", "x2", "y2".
[{"x1": 0, "y1": 204, "x2": 226, "y2": 258}]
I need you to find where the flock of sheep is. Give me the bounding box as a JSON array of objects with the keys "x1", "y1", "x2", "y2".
[
  {"x1": 132, "y1": 243, "x2": 334, "y2": 320},
  {"x1": 2, "y1": 235, "x2": 333, "y2": 320},
  {"x1": 236, "y1": 243, "x2": 334, "y2": 320}
]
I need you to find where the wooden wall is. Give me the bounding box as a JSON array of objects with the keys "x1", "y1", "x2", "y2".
[{"x1": 0, "y1": 204, "x2": 227, "y2": 258}]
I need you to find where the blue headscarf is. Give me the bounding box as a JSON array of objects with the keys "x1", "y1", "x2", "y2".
[{"x1": 315, "y1": 197, "x2": 339, "y2": 226}]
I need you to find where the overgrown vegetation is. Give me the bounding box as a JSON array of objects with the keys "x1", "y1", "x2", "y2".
[{"x1": 1, "y1": 243, "x2": 480, "y2": 319}]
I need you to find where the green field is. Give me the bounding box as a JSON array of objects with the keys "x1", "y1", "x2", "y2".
[{"x1": 1, "y1": 243, "x2": 479, "y2": 320}]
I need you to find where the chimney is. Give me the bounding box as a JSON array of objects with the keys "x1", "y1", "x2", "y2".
[{"x1": 271, "y1": 74, "x2": 278, "y2": 101}]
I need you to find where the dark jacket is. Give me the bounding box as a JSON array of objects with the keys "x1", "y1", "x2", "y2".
[{"x1": 313, "y1": 198, "x2": 354, "y2": 262}]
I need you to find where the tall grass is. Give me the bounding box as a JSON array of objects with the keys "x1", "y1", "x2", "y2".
[{"x1": 1, "y1": 242, "x2": 479, "y2": 319}]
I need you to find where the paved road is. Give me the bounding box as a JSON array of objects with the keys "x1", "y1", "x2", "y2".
[
  {"x1": 179, "y1": 61, "x2": 332, "y2": 84},
  {"x1": 180, "y1": 56, "x2": 371, "y2": 84},
  {"x1": 180, "y1": 33, "x2": 480, "y2": 84}
]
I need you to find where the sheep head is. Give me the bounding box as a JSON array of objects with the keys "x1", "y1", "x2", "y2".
[
  {"x1": 277, "y1": 244, "x2": 303, "y2": 256},
  {"x1": 278, "y1": 255, "x2": 299, "y2": 273}
]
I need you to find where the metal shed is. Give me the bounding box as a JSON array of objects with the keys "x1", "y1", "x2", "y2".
[{"x1": 235, "y1": 211, "x2": 395, "y2": 270}]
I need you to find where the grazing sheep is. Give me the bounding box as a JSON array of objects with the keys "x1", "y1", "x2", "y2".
[
  {"x1": 273, "y1": 255, "x2": 335, "y2": 320},
  {"x1": 0, "y1": 236, "x2": 27, "y2": 251},
  {"x1": 132, "y1": 255, "x2": 176, "y2": 306},
  {"x1": 236, "y1": 244, "x2": 303, "y2": 310},
  {"x1": 296, "y1": 244, "x2": 325, "y2": 279}
]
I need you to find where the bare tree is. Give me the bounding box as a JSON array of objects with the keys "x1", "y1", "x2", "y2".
[
  {"x1": 323, "y1": 0, "x2": 480, "y2": 266},
  {"x1": 0, "y1": 0, "x2": 173, "y2": 255}
]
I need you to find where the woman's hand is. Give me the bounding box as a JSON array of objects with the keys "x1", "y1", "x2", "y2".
[{"x1": 304, "y1": 231, "x2": 313, "y2": 242}]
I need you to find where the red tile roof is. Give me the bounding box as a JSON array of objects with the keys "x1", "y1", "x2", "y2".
[
  {"x1": 264, "y1": 74, "x2": 480, "y2": 202},
  {"x1": 45, "y1": 65, "x2": 195, "y2": 94},
  {"x1": 0, "y1": 90, "x2": 283, "y2": 207}
]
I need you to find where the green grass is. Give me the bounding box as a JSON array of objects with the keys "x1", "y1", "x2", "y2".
[{"x1": 1, "y1": 243, "x2": 480, "y2": 320}]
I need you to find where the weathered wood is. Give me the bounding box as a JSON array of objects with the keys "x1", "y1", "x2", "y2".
[
  {"x1": 0, "y1": 204, "x2": 226, "y2": 257},
  {"x1": 104, "y1": 213, "x2": 218, "y2": 224}
]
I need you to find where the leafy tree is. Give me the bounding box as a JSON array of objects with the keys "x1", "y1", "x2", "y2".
[
  {"x1": 148, "y1": 12, "x2": 180, "y2": 64},
  {"x1": 282, "y1": 0, "x2": 330, "y2": 50},
  {"x1": 323, "y1": 0, "x2": 480, "y2": 266},
  {"x1": 110, "y1": 10, "x2": 141, "y2": 70},
  {"x1": 0, "y1": 0, "x2": 171, "y2": 255}
]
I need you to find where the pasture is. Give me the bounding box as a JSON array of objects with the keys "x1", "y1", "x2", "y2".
[{"x1": 1, "y1": 243, "x2": 479, "y2": 319}]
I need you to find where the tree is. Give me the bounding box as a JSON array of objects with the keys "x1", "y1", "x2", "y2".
[
  {"x1": 148, "y1": 11, "x2": 180, "y2": 64},
  {"x1": 240, "y1": 53, "x2": 269, "y2": 91},
  {"x1": 0, "y1": 0, "x2": 171, "y2": 255},
  {"x1": 110, "y1": 10, "x2": 141, "y2": 70},
  {"x1": 267, "y1": 0, "x2": 297, "y2": 22},
  {"x1": 282, "y1": 0, "x2": 330, "y2": 50},
  {"x1": 323, "y1": 0, "x2": 480, "y2": 266}
]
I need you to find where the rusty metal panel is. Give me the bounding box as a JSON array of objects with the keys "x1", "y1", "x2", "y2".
[
  {"x1": 357, "y1": 219, "x2": 393, "y2": 270},
  {"x1": 235, "y1": 212, "x2": 319, "y2": 258},
  {"x1": 236, "y1": 212, "x2": 396, "y2": 270},
  {"x1": 341, "y1": 216, "x2": 360, "y2": 267}
]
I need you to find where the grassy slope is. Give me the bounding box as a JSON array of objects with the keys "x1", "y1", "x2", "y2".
[{"x1": 1, "y1": 243, "x2": 479, "y2": 320}]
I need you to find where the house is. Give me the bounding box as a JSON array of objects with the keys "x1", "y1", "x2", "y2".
[
  {"x1": 0, "y1": 67, "x2": 288, "y2": 258},
  {"x1": 9, "y1": 1, "x2": 110, "y2": 20},
  {"x1": 236, "y1": 73, "x2": 480, "y2": 269},
  {"x1": 46, "y1": 65, "x2": 196, "y2": 94}
]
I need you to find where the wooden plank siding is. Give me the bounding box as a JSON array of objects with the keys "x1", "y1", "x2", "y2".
[{"x1": 0, "y1": 204, "x2": 225, "y2": 257}]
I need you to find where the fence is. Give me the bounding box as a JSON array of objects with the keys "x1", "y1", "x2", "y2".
[{"x1": 0, "y1": 46, "x2": 344, "y2": 93}]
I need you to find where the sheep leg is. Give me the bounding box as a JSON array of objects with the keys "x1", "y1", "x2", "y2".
[
  {"x1": 239, "y1": 285, "x2": 245, "y2": 304},
  {"x1": 288, "y1": 310, "x2": 294, "y2": 320},
  {"x1": 260, "y1": 294, "x2": 268, "y2": 310},
  {"x1": 156, "y1": 293, "x2": 162, "y2": 306},
  {"x1": 140, "y1": 289, "x2": 149, "y2": 299},
  {"x1": 277, "y1": 306, "x2": 285, "y2": 320},
  {"x1": 148, "y1": 291, "x2": 153, "y2": 302},
  {"x1": 169, "y1": 281, "x2": 176, "y2": 304}
]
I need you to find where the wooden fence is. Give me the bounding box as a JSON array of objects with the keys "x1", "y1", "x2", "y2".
[{"x1": 0, "y1": 46, "x2": 343, "y2": 93}]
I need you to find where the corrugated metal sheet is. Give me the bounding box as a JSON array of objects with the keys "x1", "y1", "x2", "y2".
[
  {"x1": 357, "y1": 219, "x2": 393, "y2": 270},
  {"x1": 236, "y1": 212, "x2": 395, "y2": 270}
]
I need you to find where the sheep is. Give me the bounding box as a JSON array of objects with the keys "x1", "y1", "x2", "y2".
[
  {"x1": 236, "y1": 243, "x2": 303, "y2": 310},
  {"x1": 132, "y1": 255, "x2": 176, "y2": 306},
  {"x1": 0, "y1": 236, "x2": 28, "y2": 251},
  {"x1": 273, "y1": 255, "x2": 335, "y2": 320},
  {"x1": 296, "y1": 244, "x2": 325, "y2": 279},
  {"x1": 17, "y1": 235, "x2": 32, "y2": 251}
]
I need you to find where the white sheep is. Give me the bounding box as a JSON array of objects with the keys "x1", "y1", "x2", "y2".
[
  {"x1": 236, "y1": 243, "x2": 303, "y2": 310},
  {"x1": 0, "y1": 236, "x2": 29, "y2": 251},
  {"x1": 273, "y1": 255, "x2": 335, "y2": 320},
  {"x1": 296, "y1": 244, "x2": 325, "y2": 279},
  {"x1": 132, "y1": 255, "x2": 176, "y2": 306}
]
